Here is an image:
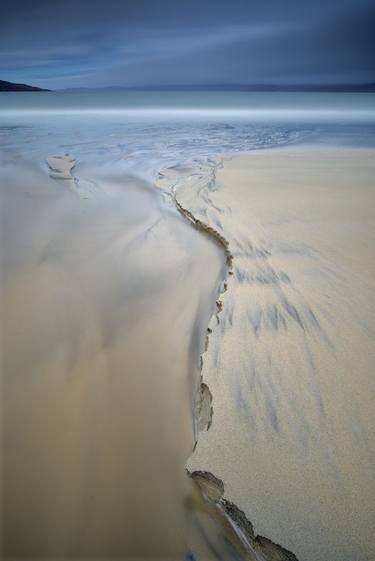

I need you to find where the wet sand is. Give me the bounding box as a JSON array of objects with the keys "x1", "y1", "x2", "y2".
[
  {"x1": 1, "y1": 159, "x2": 226, "y2": 559},
  {"x1": 158, "y1": 148, "x2": 375, "y2": 561}
]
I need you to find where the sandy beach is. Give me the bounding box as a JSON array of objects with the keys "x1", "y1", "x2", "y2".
[
  {"x1": 1, "y1": 111, "x2": 375, "y2": 561},
  {"x1": 159, "y1": 148, "x2": 375, "y2": 561}
]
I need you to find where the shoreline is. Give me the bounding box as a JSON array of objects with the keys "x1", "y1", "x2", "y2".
[{"x1": 157, "y1": 146, "x2": 375, "y2": 561}]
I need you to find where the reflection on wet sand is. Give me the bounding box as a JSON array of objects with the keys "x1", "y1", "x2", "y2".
[{"x1": 1, "y1": 160, "x2": 225, "y2": 559}]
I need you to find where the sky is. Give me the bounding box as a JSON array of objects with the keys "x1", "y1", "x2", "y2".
[{"x1": 1, "y1": 0, "x2": 374, "y2": 89}]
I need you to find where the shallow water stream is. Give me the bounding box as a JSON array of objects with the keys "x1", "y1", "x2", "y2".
[{"x1": 1, "y1": 160, "x2": 226, "y2": 559}]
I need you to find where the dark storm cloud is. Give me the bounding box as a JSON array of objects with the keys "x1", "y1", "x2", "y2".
[{"x1": 0, "y1": 0, "x2": 374, "y2": 88}]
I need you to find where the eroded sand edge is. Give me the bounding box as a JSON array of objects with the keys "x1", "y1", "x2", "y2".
[{"x1": 157, "y1": 148, "x2": 375, "y2": 561}]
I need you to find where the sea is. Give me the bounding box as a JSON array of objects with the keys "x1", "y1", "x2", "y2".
[{"x1": 1, "y1": 91, "x2": 375, "y2": 182}]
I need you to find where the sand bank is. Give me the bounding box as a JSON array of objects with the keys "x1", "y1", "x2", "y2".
[
  {"x1": 46, "y1": 154, "x2": 76, "y2": 179},
  {"x1": 158, "y1": 148, "x2": 375, "y2": 561}
]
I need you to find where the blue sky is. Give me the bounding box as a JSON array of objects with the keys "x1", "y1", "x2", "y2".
[{"x1": 1, "y1": 0, "x2": 374, "y2": 89}]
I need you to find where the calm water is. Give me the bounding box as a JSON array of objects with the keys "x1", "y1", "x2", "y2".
[
  {"x1": 1, "y1": 92, "x2": 375, "y2": 183},
  {"x1": 1, "y1": 90, "x2": 375, "y2": 116}
]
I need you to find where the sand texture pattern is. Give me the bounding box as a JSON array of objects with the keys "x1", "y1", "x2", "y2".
[{"x1": 158, "y1": 148, "x2": 375, "y2": 561}]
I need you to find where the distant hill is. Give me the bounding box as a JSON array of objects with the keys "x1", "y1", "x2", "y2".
[
  {"x1": 3, "y1": 79, "x2": 372, "y2": 94},
  {"x1": 0, "y1": 79, "x2": 50, "y2": 92},
  {"x1": 60, "y1": 83, "x2": 375, "y2": 93}
]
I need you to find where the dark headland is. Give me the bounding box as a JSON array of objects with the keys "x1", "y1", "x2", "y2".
[{"x1": 0, "y1": 79, "x2": 50, "y2": 92}]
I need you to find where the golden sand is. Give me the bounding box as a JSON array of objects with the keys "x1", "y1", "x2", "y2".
[{"x1": 159, "y1": 148, "x2": 375, "y2": 561}]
